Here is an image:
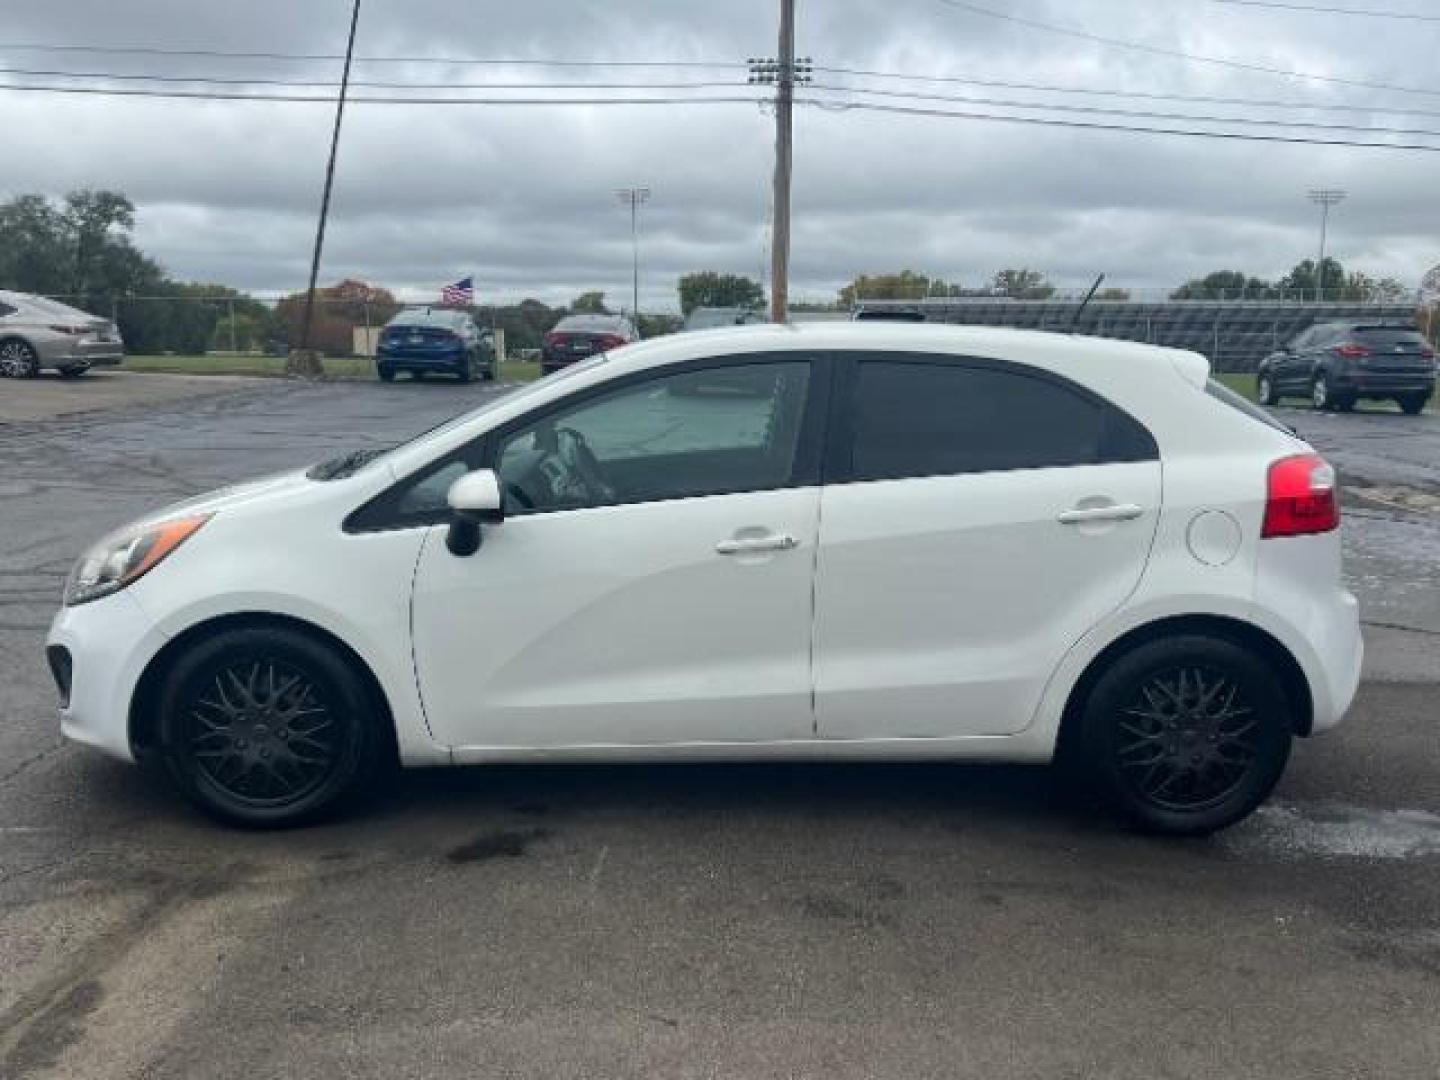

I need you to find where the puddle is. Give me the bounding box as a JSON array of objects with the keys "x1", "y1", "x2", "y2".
[{"x1": 1226, "y1": 803, "x2": 1440, "y2": 860}]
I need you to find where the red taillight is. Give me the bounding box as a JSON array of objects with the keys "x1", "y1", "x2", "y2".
[
  {"x1": 1422, "y1": 346, "x2": 1436, "y2": 361},
  {"x1": 595, "y1": 333, "x2": 626, "y2": 351},
  {"x1": 543, "y1": 331, "x2": 565, "y2": 347},
  {"x1": 1263, "y1": 453, "x2": 1339, "y2": 538},
  {"x1": 49, "y1": 324, "x2": 86, "y2": 335},
  {"x1": 1334, "y1": 343, "x2": 1371, "y2": 358}
]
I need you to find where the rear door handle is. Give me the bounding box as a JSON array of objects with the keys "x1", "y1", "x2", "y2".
[
  {"x1": 1057, "y1": 503, "x2": 1144, "y2": 525},
  {"x1": 716, "y1": 533, "x2": 799, "y2": 555}
]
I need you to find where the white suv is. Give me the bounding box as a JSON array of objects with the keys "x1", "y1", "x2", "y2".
[{"x1": 46, "y1": 324, "x2": 1361, "y2": 833}]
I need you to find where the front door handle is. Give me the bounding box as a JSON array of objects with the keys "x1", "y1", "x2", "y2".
[
  {"x1": 1057, "y1": 503, "x2": 1144, "y2": 525},
  {"x1": 715, "y1": 533, "x2": 799, "y2": 555}
]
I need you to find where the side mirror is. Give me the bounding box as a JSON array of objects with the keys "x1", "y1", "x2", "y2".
[{"x1": 445, "y1": 469, "x2": 503, "y2": 556}]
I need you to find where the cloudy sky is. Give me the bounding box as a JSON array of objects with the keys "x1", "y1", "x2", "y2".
[{"x1": 3, "y1": 0, "x2": 1438, "y2": 309}]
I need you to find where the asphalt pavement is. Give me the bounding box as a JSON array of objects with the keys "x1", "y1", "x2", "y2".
[{"x1": 1, "y1": 375, "x2": 1437, "y2": 1079}]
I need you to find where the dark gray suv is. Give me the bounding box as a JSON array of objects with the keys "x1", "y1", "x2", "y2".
[{"x1": 1257, "y1": 322, "x2": 1435, "y2": 414}]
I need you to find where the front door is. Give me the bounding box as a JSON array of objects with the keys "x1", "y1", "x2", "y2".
[
  {"x1": 411, "y1": 356, "x2": 825, "y2": 749},
  {"x1": 813, "y1": 354, "x2": 1162, "y2": 739}
]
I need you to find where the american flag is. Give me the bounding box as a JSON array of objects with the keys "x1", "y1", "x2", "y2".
[{"x1": 441, "y1": 277, "x2": 474, "y2": 306}]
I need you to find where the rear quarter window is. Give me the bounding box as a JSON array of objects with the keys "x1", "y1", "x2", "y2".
[{"x1": 1206, "y1": 379, "x2": 1293, "y2": 434}]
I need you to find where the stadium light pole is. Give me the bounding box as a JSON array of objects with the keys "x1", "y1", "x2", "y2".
[
  {"x1": 615, "y1": 187, "x2": 651, "y2": 320},
  {"x1": 290, "y1": 0, "x2": 361, "y2": 378},
  {"x1": 1307, "y1": 189, "x2": 1346, "y2": 302}
]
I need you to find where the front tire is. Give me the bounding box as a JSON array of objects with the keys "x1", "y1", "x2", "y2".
[
  {"x1": 0, "y1": 338, "x2": 40, "y2": 378},
  {"x1": 1073, "y1": 635, "x2": 1293, "y2": 835},
  {"x1": 1256, "y1": 373, "x2": 1277, "y2": 407},
  {"x1": 1311, "y1": 374, "x2": 1334, "y2": 411},
  {"x1": 377, "y1": 364, "x2": 395, "y2": 383},
  {"x1": 58, "y1": 364, "x2": 90, "y2": 377},
  {"x1": 157, "y1": 626, "x2": 382, "y2": 828}
]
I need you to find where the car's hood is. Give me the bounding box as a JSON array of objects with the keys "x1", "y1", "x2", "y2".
[{"x1": 139, "y1": 468, "x2": 315, "y2": 525}]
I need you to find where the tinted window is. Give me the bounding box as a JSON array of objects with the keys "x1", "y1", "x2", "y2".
[
  {"x1": 848, "y1": 359, "x2": 1154, "y2": 481},
  {"x1": 1352, "y1": 327, "x2": 1429, "y2": 349},
  {"x1": 497, "y1": 361, "x2": 811, "y2": 513},
  {"x1": 0, "y1": 302, "x2": 15, "y2": 317}
]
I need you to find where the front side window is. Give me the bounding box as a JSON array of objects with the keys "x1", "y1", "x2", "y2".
[
  {"x1": 847, "y1": 358, "x2": 1154, "y2": 482},
  {"x1": 496, "y1": 361, "x2": 811, "y2": 513}
]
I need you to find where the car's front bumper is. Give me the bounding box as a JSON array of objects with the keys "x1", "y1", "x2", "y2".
[
  {"x1": 35, "y1": 338, "x2": 125, "y2": 368},
  {"x1": 45, "y1": 591, "x2": 169, "y2": 762}
]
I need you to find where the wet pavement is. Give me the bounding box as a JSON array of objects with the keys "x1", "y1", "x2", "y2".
[{"x1": 1, "y1": 376, "x2": 1437, "y2": 1079}]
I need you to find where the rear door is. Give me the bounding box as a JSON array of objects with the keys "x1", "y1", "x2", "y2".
[{"x1": 813, "y1": 353, "x2": 1162, "y2": 740}]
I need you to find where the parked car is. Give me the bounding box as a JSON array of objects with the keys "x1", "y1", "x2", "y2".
[
  {"x1": 48, "y1": 324, "x2": 1360, "y2": 834},
  {"x1": 1257, "y1": 321, "x2": 1435, "y2": 414},
  {"x1": 541, "y1": 313, "x2": 637, "y2": 375},
  {"x1": 684, "y1": 307, "x2": 764, "y2": 331},
  {"x1": 376, "y1": 308, "x2": 494, "y2": 383},
  {"x1": 0, "y1": 290, "x2": 125, "y2": 378}
]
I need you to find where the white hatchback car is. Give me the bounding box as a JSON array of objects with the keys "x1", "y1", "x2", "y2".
[{"x1": 47, "y1": 324, "x2": 1361, "y2": 833}]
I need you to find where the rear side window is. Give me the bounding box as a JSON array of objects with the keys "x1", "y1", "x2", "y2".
[
  {"x1": 1205, "y1": 379, "x2": 1292, "y2": 434},
  {"x1": 847, "y1": 358, "x2": 1156, "y2": 482}
]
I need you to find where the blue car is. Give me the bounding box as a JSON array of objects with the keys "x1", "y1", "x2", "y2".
[{"x1": 376, "y1": 309, "x2": 495, "y2": 383}]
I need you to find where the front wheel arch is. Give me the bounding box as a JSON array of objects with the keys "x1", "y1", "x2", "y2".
[
  {"x1": 129, "y1": 612, "x2": 399, "y2": 768},
  {"x1": 1055, "y1": 615, "x2": 1315, "y2": 763}
]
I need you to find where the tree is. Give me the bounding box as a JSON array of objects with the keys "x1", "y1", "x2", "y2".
[
  {"x1": 570, "y1": 290, "x2": 609, "y2": 314},
  {"x1": 635, "y1": 312, "x2": 682, "y2": 338},
  {"x1": 838, "y1": 270, "x2": 954, "y2": 307},
  {"x1": 678, "y1": 272, "x2": 765, "y2": 315},
  {"x1": 1169, "y1": 270, "x2": 1276, "y2": 300},
  {"x1": 1278, "y1": 258, "x2": 1346, "y2": 300},
  {"x1": 65, "y1": 190, "x2": 136, "y2": 295},
  {"x1": 1096, "y1": 287, "x2": 1132, "y2": 301},
  {"x1": 274, "y1": 279, "x2": 401, "y2": 356},
  {"x1": 990, "y1": 268, "x2": 1055, "y2": 300}
]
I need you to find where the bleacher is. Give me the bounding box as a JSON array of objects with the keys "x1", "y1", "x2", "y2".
[{"x1": 852, "y1": 298, "x2": 1418, "y2": 372}]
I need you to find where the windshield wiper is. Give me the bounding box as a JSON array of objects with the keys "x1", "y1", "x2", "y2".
[{"x1": 307, "y1": 446, "x2": 389, "y2": 481}]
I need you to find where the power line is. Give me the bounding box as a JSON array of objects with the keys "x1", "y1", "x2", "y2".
[
  {"x1": 929, "y1": 0, "x2": 1440, "y2": 100},
  {"x1": 0, "y1": 65, "x2": 744, "y2": 91},
  {"x1": 1209, "y1": 0, "x2": 1440, "y2": 21},
  {"x1": 0, "y1": 40, "x2": 743, "y2": 68},
  {"x1": 9, "y1": 57, "x2": 1440, "y2": 121},
  {"x1": 800, "y1": 97, "x2": 1440, "y2": 152},
  {"x1": 807, "y1": 82, "x2": 1440, "y2": 139},
  {"x1": 813, "y1": 65, "x2": 1440, "y2": 121},
  {"x1": 0, "y1": 83, "x2": 767, "y2": 106}
]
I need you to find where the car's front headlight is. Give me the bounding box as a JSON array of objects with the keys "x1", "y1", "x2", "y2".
[{"x1": 65, "y1": 514, "x2": 212, "y2": 607}]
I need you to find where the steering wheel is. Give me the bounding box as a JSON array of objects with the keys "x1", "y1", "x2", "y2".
[{"x1": 556, "y1": 426, "x2": 617, "y2": 504}]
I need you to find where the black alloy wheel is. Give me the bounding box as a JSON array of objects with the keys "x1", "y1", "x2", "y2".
[
  {"x1": 158, "y1": 626, "x2": 381, "y2": 827},
  {"x1": 0, "y1": 339, "x2": 40, "y2": 378},
  {"x1": 1075, "y1": 635, "x2": 1292, "y2": 835}
]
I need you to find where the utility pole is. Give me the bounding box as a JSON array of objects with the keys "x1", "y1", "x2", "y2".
[
  {"x1": 750, "y1": 3, "x2": 811, "y2": 324},
  {"x1": 615, "y1": 187, "x2": 651, "y2": 320},
  {"x1": 1307, "y1": 188, "x2": 1346, "y2": 302},
  {"x1": 290, "y1": 0, "x2": 361, "y2": 377}
]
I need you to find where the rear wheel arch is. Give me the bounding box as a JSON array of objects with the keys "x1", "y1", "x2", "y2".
[
  {"x1": 1056, "y1": 614, "x2": 1315, "y2": 760},
  {"x1": 129, "y1": 612, "x2": 399, "y2": 765}
]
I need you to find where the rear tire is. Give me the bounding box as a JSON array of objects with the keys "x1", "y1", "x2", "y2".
[
  {"x1": 1398, "y1": 393, "x2": 1428, "y2": 416},
  {"x1": 156, "y1": 626, "x2": 382, "y2": 828},
  {"x1": 377, "y1": 365, "x2": 395, "y2": 383},
  {"x1": 1072, "y1": 635, "x2": 1293, "y2": 836}
]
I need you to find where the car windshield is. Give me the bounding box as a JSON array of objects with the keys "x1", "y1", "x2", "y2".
[{"x1": 308, "y1": 354, "x2": 610, "y2": 480}]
